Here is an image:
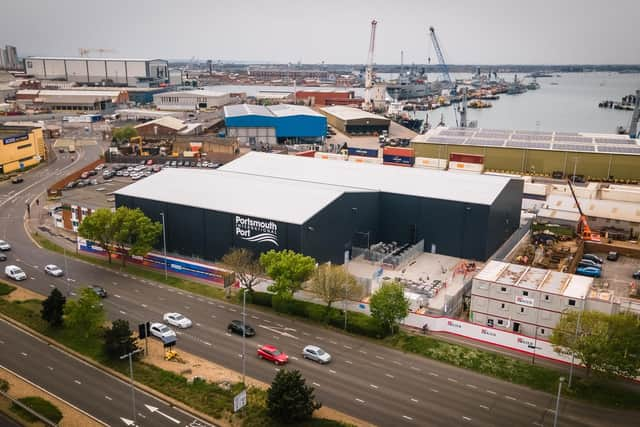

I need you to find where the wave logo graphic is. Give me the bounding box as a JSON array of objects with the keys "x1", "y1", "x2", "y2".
[{"x1": 240, "y1": 232, "x2": 279, "y2": 246}]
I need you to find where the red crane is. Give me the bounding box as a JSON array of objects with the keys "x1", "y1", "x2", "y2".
[{"x1": 567, "y1": 180, "x2": 601, "y2": 242}]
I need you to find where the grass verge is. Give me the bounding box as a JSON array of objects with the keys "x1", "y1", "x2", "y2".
[{"x1": 11, "y1": 396, "x2": 63, "y2": 424}]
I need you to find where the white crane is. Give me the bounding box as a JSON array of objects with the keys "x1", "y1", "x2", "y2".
[{"x1": 363, "y1": 19, "x2": 378, "y2": 111}]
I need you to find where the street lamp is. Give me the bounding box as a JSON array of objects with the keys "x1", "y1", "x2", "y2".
[
  {"x1": 242, "y1": 289, "x2": 247, "y2": 385},
  {"x1": 120, "y1": 348, "x2": 143, "y2": 424},
  {"x1": 568, "y1": 305, "x2": 584, "y2": 388},
  {"x1": 160, "y1": 212, "x2": 168, "y2": 280},
  {"x1": 553, "y1": 376, "x2": 565, "y2": 427}
]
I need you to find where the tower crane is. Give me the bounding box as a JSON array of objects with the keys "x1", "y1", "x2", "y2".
[
  {"x1": 428, "y1": 26, "x2": 453, "y2": 89},
  {"x1": 363, "y1": 19, "x2": 378, "y2": 112},
  {"x1": 567, "y1": 180, "x2": 601, "y2": 242}
]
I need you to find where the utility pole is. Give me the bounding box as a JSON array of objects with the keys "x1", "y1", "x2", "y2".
[
  {"x1": 553, "y1": 377, "x2": 565, "y2": 427},
  {"x1": 120, "y1": 348, "x2": 143, "y2": 425},
  {"x1": 160, "y1": 212, "x2": 168, "y2": 280},
  {"x1": 242, "y1": 289, "x2": 246, "y2": 385}
]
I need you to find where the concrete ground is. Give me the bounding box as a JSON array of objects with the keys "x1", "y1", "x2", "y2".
[
  {"x1": 328, "y1": 121, "x2": 418, "y2": 151},
  {"x1": 591, "y1": 252, "x2": 639, "y2": 297}
]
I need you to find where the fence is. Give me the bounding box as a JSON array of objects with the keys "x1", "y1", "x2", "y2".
[{"x1": 0, "y1": 390, "x2": 58, "y2": 426}]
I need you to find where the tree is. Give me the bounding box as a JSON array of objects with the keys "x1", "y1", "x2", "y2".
[
  {"x1": 221, "y1": 248, "x2": 263, "y2": 293},
  {"x1": 607, "y1": 312, "x2": 640, "y2": 379},
  {"x1": 267, "y1": 369, "x2": 321, "y2": 424},
  {"x1": 104, "y1": 319, "x2": 139, "y2": 360},
  {"x1": 308, "y1": 264, "x2": 363, "y2": 310},
  {"x1": 369, "y1": 281, "x2": 409, "y2": 334},
  {"x1": 78, "y1": 208, "x2": 116, "y2": 264},
  {"x1": 112, "y1": 126, "x2": 137, "y2": 144},
  {"x1": 41, "y1": 288, "x2": 66, "y2": 328},
  {"x1": 260, "y1": 250, "x2": 316, "y2": 298},
  {"x1": 64, "y1": 288, "x2": 105, "y2": 338},
  {"x1": 112, "y1": 207, "x2": 162, "y2": 266}
]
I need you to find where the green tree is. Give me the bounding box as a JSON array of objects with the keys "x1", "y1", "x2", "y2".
[
  {"x1": 78, "y1": 208, "x2": 117, "y2": 264},
  {"x1": 112, "y1": 207, "x2": 162, "y2": 266},
  {"x1": 369, "y1": 281, "x2": 409, "y2": 334},
  {"x1": 112, "y1": 126, "x2": 137, "y2": 143},
  {"x1": 104, "y1": 319, "x2": 139, "y2": 361},
  {"x1": 64, "y1": 288, "x2": 105, "y2": 339},
  {"x1": 607, "y1": 312, "x2": 640, "y2": 379},
  {"x1": 260, "y1": 250, "x2": 316, "y2": 298},
  {"x1": 308, "y1": 264, "x2": 363, "y2": 310},
  {"x1": 221, "y1": 248, "x2": 263, "y2": 293},
  {"x1": 41, "y1": 288, "x2": 66, "y2": 328},
  {"x1": 267, "y1": 369, "x2": 321, "y2": 424}
]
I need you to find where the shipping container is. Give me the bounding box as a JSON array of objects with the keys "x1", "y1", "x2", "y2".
[
  {"x1": 383, "y1": 155, "x2": 415, "y2": 166},
  {"x1": 295, "y1": 150, "x2": 317, "y2": 158},
  {"x1": 314, "y1": 152, "x2": 347, "y2": 161},
  {"x1": 415, "y1": 157, "x2": 447, "y2": 169},
  {"x1": 449, "y1": 152, "x2": 484, "y2": 164},
  {"x1": 347, "y1": 147, "x2": 379, "y2": 158},
  {"x1": 348, "y1": 155, "x2": 381, "y2": 164},
  {"x1": 383, "y1": 146, "x2": 415, "y2": 157},
  {"x1": 449, "y1": 161, "x2": 484, "y2": 173}
]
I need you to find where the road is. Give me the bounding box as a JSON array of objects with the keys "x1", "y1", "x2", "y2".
[{"x1": 0, "y1": 144, "x2": 637, "y2": 426}]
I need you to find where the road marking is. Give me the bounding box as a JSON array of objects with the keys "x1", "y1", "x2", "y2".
[
  {"x1": 203, "y1": 341, "x2": 212, "y2": 346},
  {"x1": 329, "y1": 369, "x2": 336, "y2": 374},
  {"x1": 410, "y1": 398, "x2": 418, "y2": 403},
  {"x1": 355, "y1": 398, "x2": 365, "y2": 404},
  {"x1": 49, "y1": 284, "x2": 55, "y2": 288},
  {"x1": 375, "y1": 355, "x2": 384, "y2": 360},
  {"x1": 210, "y1": 315, "x2": 216, "y2": 319},
  {"x1": 547, "y1": 409, "x2": 556, "y2": 414},
  {"x1": 428, "y1": 372, "x2": 439, "y2": 377},
  {"x1": 207, "y1": 301, "x2": 214, "y2": 305},
  {"x1": 229, "y1": 308, "x2": 237, "y2": 312},
  {"x1": 114, "y1": 294, "x2": 121, "y2": 298},
  {"x1": 480, "y1": 405, "x2": 489, "y2": 410},
  {"x1": 329, "y1": 340, "x2": 337, "y2": 344},
  {"x1": 430, "y1": 388, "x2": 439, "y2": 393},
  {"x1": 505, "y1": 395, "x2": 517, "y2": 401},
  {"x1": 74, "y1": 379, "x2": 82, "y2": 385},
  {"x1": 0, "y1": 340, "x2": 4, "y2": 344},
  {"x1": 217, "y1": 304, "x2": 224, "y2": 309},
  {"x1": 197, "y1": 298, "x2": 204, "y2": 302},
  {"x1": 238, "y1": 354, "x2": 243, "y2": 358},
  {"x1": 137, "y1": 413, "x2": 146, "y2": 419},
  {"x1": 393, "y1": 360, "x2": 402, "y2": 366},
  {"x1": 187, "y1": 294, "x2": 194, "y2": 299},
  {"x1": 144, "y1": 404, "x2": 180, "y2": 424},
  {"x1": 525, "y1": 402, "x2": 536, "y2": 407},
  {"x1": 533, "y1": 422, "x2": 543, "y2": 426},
  {"x1": 251, "y1": 315, "x2": 259, "y2": 319},
  {"x1": 312, "y1": 382, "x2": 320, "y2": 387},
  {"x1": 359, "y1": 350, "x2": 367, "y2": 354},
  {"x1": 402, "y1": 415, "x2": 413, "y2": 421},
  {"x1": 291, "y1": 356, "x2": 299, "y2": 361},
  {"x1": 47, "y1": 366, "x2": 53, "y2": 371},
  {"x1": 225, "y1": 333, "x2": 231, "y2": 337},
  {"x1": 196, "y1": 323, "x2": 202, "y2": 327},
  {"x1": 466, "y1": 384, "x2": 478, "y2": 389},
  {"x1": 463, "y1": 416, "x2": 472, "y2": 422},
  {"x1": 20, "y1": 352, "x2": 27, "y2": 357},
  {"x1": 345, "y1": 360, "x2": 353, "y2": 364},
  {"x1": 184, "y1": 306, "x2": 191, "y2": 310},
  {"x1": 177, "y1": 292, "x2": 184, "y2": 295},
  {"x1": 343, "y1": 344, "x2": 352, "y2": 349},
  {"x1": 369, "y1": 384, "x2": 378, "y2": 389},
  {"x1": 105, "y1": 395, "x2": 112, "y2": 400},
  {"x1": 119, "y1": 310, "x2": 126, "y2": 315},
  {"x1": 410, "y1": 366, "x2": 421, "y2": 371},
  {"x1": 486, "y1": 390, "x2": 497, "y2": 395},
  {"x1": 447, "y1": 378, "x2": 457, "y2": 383},
  {"x1": 141, "y1": 304, "x2": 147, "y2": 308},
  {"x1": 276, "y1": 323, "x2": 284, "y2": 327},
  {"x1": 263, "y1": 319, "x2": 271, "y2": 323},
  {"x1": 315, "y1": 336, "x2": 324, "y2": 340},
  {"x1": 275, "y1": 368, "x2": 280, "y2": 372},
  {"x1": 385, "y1": 373, "x2": 394, "y2": 379}
]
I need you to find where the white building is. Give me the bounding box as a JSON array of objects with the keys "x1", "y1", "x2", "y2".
[{"x1": 153, "y1": 90, "x2": 231, "y2": 111}]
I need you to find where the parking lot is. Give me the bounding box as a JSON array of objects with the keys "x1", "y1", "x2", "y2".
[{"x1": 590, "y1": 252, "x2": 640, "y2": 297}]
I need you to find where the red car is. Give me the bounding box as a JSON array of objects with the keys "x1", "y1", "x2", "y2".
[{"x1": 257, "y1": 345, "x2": 289, "y2": 365}]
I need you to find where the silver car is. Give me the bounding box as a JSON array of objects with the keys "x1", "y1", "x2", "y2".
[
  {"x1": 302, "y1": 345, "x2": 332, "y2": 364},
  {"x1": 44, "y1": 264, "x2": 64, "y2": 277}
]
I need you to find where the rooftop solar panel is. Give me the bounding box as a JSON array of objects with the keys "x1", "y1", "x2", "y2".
[
  {"x1": 440, "y1": 129, "x2": 476, "y2": 137},
  {"x1": 506, "y1": 141, "x2": 551, "y2": 149},
  {"x1": 554, "y1": 132, "x2": 581, "y2": 137},
  {"x1": 595, "y1": 137, "x2": 633, "y2": 144},
  {"x1": 554, "y1": 143, "x2": 595, "y2": 152},
  {"x1": 476, "y1": 132, "x2": 511, "y2": 139},
  {"x1": 554, "y1": 136, "x2": 593, "y2": 143},
  {"x1": 514, "y1": 131, "x2": 553, "y2": 136},
  {"x1": 426, "y1": 136, "x2": 467, "y2": 144},
  {"x1": 478, "y1": 129, "x2": 512, "y2": 134},
  {"x1": 511, "y1": 134, "x2": 552, "y2": 142},
  {"x1": 466, "y1": 138, "x2": 506, "y2": 147},
  {"x1": 596, "y1": 145, "x2": 640, "y2": 154}
]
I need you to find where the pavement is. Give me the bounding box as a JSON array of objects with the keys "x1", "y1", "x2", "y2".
[{"x1": 0, "y1": 142, "x2": 638, "y2": 426}]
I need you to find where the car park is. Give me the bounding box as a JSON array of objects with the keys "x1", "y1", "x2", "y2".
[
  {"x1": 607, "y1": 251, "x2": 619, "y2": 261},
  {"x1": 302, "y1": 345, "x2": 332, "y2": 364},
  {"x1": 227, "y1": 320, "x2": 255, "y2": 337},
  {"x1": 150, "y1": 322, "x2": 176, "y2": 340},
  {"x1": 579, "y1": 259, "x2": 602, "y2": 268},
  {"x1": 257, "y1": 344, "x2": 288, "y2": 365},
  {"x1": 0, "y1": 253, "x2": 7, "y2": 262},
  {"x1": 5, "y1": 265, "x2": 27, "y2": 281},
  {"x1": 163, "y1": 312, "x2": 192, "y2": 328},
  {"x1": 0, "y1": 240, "x2": 11, "y2": 251},
  {"x1": 10, "y1": 175, "x2": 24, "y2": 184},
  {"x1": 576, "y1": 266, "x2": 601, "y2": 278},
  {"x1": 582, "y1": 254, "x2": 604, "y2": 264},
  {"x1": 89, "y1": 285, "x2": 107, "y2": 298},
  {"x1": 44, "y1": 264, "x2": 64, "y2": 277}
]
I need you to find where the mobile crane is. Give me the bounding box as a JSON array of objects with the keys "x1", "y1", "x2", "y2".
[{"x1": 567, "y1": 180, "x2": 601, "y2": 242}]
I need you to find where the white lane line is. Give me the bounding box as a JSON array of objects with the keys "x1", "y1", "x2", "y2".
[
  {"x1": 302, "y1": 331, "x2": 309, "y2": 336},
  {"x1": 291, "y1": 356, "x2": 299, "y2": 361},
  {"x1": 141, "y1": 304, "x2": 147, "y2": 308},
  {"x1": 385, "y1": 373, "x2": 394, "y2": 379},
  {"x1": 177, "y1": 292, "x2": 184, "y2": 295},
  {"x1": 466, "y1": 384, "x2": 478, "y2": 389},
  {"x1": 229, "y1": 308, "x2": 237, "y2": 312},
  {"x1": 20, "y1": 352, "x2": 27, "y2": 357},
  {"x1": 343, "y1": 344, "x2": 352, "y2": 349},
  {"x1": 187, "y1": 294, "x2": 194, "y2": 299},
  {"x1": 533, "y1": 422, "x2": 543, "y2": 426},
  {"x1": 410, "y1": 366, "x2": 421, "y2": 371},
  {"x1": 137, "y1": 413, "x2": 146, "y2": 419},
  {"x1": 486, "y1": 390, "x2": 497, "y2": 395},
  {"x1": 315, "y1": 336, "x2": 324, "y2": 340},
  {"x1": 263, "y1": 319, "x2": 271, "y2": 323},
  {"x1": 329, "y1": 369, "x2": 336, "y2": 374},
  {"x1": 447, "y1": 378, "x2": 458, "y2": 383},
  {"x1": 195, "y1": 323, "x2": 202, "y2": 327},
  {"x1": 119, "y1": 310, "x2": 126, "y2": 315},
  {"x1": 355, "y1": 398, "x2": 365, "y2": 404},
  {"x1": 410, "y1": 398, "x2": 418, "y2": 403},
  {"x1": 463, "y1": 416, "x2": 472, "y2": 422},
  {"x1": 359, "y1": 350, "x2": 367, "y2": 354},
  {"x1": 505, "y1": 395, "x2": 517, "y2": 401},
  {"x1": 525, "y1": 402, "x2": 536, "y2": 407},
  {"x1": 47, "y1": 366, "x2": 53, "y2": 371},
  {"x1": 217, "y1": 305, "x2": 224, "y2": 309},
  {"x1": 276, "y1": 323, "x2": 284, "y2": 327},
  {"x1": 207, "y1": 301, "x2": 214, "y2": 305},
  {"x1": 74, "y1": 379, "x2": 82, "y2": 385},
  {"x1": 480, "y1": 405, "x2": 489, "y2": 410},
  {"x1": 375, "y1": 355, "x2": 384, "y2": 360},
  {"x1": 430, "y1": 388, "x2": 439, "y2": 393},
  {"x1": 393, "y1": 360, "x2": 402, "y2": 366},
  {"x1": 197, "y1": 298, "x2": 204, "y2": 302},
  {"x1": 329, "y1": 340, "x2": 337, "y2": 345},
  {"x1": 49, "y1": 284, "x2": 55, "y2": 288},
  {"x1": 203, "y1": 341, "x2": 212, "y2": 347},
  {"x1": 312, "y1": 382, "x2": 320, "y2": 387},
  {"x1": 369, "y1": 384, "x2": 379, "y2": 389},
  {"x1": 251, "y1": 315, "x2": 259, "y2": 319},
  {"x1": 114, "y1": 294, "x2": 121, "y2": 298},
  {"x1": 402, "y1": 415, "x2": 413, "y2": 421},
  {"x1": 345, "y1": 360, "x2": 353, "y2": 364},
  {"x1": 428, "y1": 372, "x2": 439, "y2": 377},
  {"x1": 105, "y1": 395, "x2": 112, "y2": 400}
]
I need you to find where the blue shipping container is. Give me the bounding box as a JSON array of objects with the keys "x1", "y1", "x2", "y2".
[
  {"x1": 348, "y1": 147, "x2": 379, "y2": 158},
  {"x1": 383, "y1": 155, "x2": 415, "y2": 165}
]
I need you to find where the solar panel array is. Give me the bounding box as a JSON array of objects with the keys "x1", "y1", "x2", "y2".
[
  {"x1": 440, "y1": 129, "x2": 476, "y2": 137},
  {"x1": 595, "y1": 137, "x2": 633, "y2": 144},
  {"x1": 426, "y1": 136, "x2": 467, "y2": 144},
  {"x1": 506, "y1": 141, "x2": 552, "y2": 149},
  {"x1": 553, "y1": 143, "x2": 596, "y2": 152},
  {"x1": 511, "y1": 134, "x2": 552, "y2": 141},
  {"x1": 597, "y1": 146, "x2": 640, "y2": 154},
  {"x1": 465, "y1": 138, "x2": 506, "y2": 147},
  {"x1": 554, "y1": 136, "x2": 593, "y2": 143}
]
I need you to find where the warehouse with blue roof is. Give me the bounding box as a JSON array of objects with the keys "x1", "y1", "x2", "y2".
[{"x1": 224, "y1": 104, "x2": 326, "y2": 145}]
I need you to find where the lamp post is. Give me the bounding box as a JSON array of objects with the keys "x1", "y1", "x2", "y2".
[
  {"x1": 120, "y1": 348, "x2": 143, "y2": 425},
  {"x1": 160, "y1": 212, "x2": 167, "y2": 280},
  {"x1": 242, "y1": 289, "x2": 246, "y2": 385},
  {"x1": 553, "y1": 377, "x2": 565, "y2": 427},
  {"x1": 568, "y1": 305, "x2": 583, "y2": 388}
]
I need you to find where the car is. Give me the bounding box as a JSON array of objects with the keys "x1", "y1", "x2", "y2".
[
  {"x1": 122, "y1": 171, "x2": 130, "y2": 177},
  {"x1": 127, "y1": 166, "x2": 135, "y2": 172},
  {"x1": 149, "y1": 322, "x2": 176, "y2": 340},
  {"x1": 582, "y1": 254, "x2": 604, "y2": 264},
  {"x1": 58, "y1": 147, "x2": 66, "y2": 153},
  {"x1": 43, "y1": 264, "x2": 64, "y2": 277},
  {"x1": 163, "y1": 312, "x2": 192, "y2": 328},
  {"x1": 80, "y1": 172, "x2": 89, "y2": 179},
  {"x1": 202, "y1": 161, "x2": 209, "y2": 167},
  {"x1": 579, "y1": 259, "x2": 602, "y2": 268},
  {"x1": 177, "y1": 160, "x2": 184, "y2": 167},
  {"x1": 576, "y1": 266, "x2": 601, "y2": 278},
  {"x1": 146, "y1": 159, "x2": 154, "y2": 165},
  {"x1": 89, "y1": 285, "x2": 107, "y2": 298},
  {"x1": 0, "y1": 240, "x2": 11, "y2": 251},
  {"x1": 170, "y1": 160, "x2": 177, "y2": 167},
  {"x1": 10, "y1": 175, "x2": 23, "y2": 184},
  {"x1": 196, "y1": 162, "x2": 202, "y2": 167},
  {"x1": 5, "y1": 265, "x2": 27, "y2": 281},
  {"x1": 257, "y1": 344, "x2": 289, "y2": 365},
  {"x1": 0, "y1": 253, "x2": 7, "y2": 262},
  {"x1": 116, "y1": 170, "x2": 124, "y2": 176},
  {"x1": 87, "y1": 170, "x2": 97, "y2": 176},
  {"x1": 227, "y1": 320, "x2": 255, "y2": 337},
  {"x1": 633, "y1": 271, "x2": 640, "y2": 280},
  {"x1": 607, "y1": 251, "x2": 619, "y2": 261},
  {"x1": 94, "y1": 164, "x2": 105, "y2": 171},
  {"x1": 302, "y1": 345, "x2": 332, "y2": 364}
]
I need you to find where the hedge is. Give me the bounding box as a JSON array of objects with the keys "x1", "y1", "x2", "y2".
[
  {"x1": 0, "y1": 378, "x2": 8, "y2": 392},
  {"x1": 11, "y1": 396, "x2": 63, "y2": 424}
]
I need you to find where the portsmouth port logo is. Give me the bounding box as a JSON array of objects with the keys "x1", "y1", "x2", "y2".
[{"x1": 235, "y1": 216, "x2": 279, "y2": 246}]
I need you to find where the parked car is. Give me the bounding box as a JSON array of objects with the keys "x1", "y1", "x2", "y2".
[
  {"x1": 302, "y1": 345, "x2": 332, "y2": 364},
  {"x1": 89, "y1": 285, "x2": 107, "y2": 298},
  {"x1": 170, "y1": 160, "x2": 177, "y2": 167},
  {"x1": 607, "y1": 251, "x2": 619, "y2": 261},
  {"x1": 150, "y1": 322, "x2": 176, "y2": 340},
  {"x1": 576, "y1": 266, "x2": 601, "y2": 278},
  {"x1": 80, "y1": 172, "x2": 89, "y2": 179},
  {"x1": 0, "y1": 253, "x2": 7, "y2": 262},
  {"x1": 632, "y1": 270, "x2": 640, "y2": 280},
  {"x1": 146, "y1": 159, "x2": 154, "y2": 165},
  {"x1": 579, "y1": 259, "x2": 602, "y2": 268},
  {"x1": 163, "y1": 312, "x2": 192, "y2": 329},
  {"x1": 87, "y1": 170, "x2": 97, "y2": 176},
  {"x1": 0, "y1": 240, "x2": 11, "y2": 251},
  {"x1": 227, "y1": 320, "x2": 255, "y2": 337},
  {"x1": 10, "y1": 175, "x2": 23, "y2": 184},
  {"x1": 257, "y1": 344, "x2": 289, "y2": 365},
  {"x1": 94, "y1": 164, "x2": 105, "y2": 171},
  {"x1": 5, "y1": 265, "x2": 27, "y2": 281},
  {"x1": 177, "y1": 161, "x2": 184, "y2": 167},
  {"x1": 582, "y1": 254, "x2": 604, "y2": 264},
  {"x1": 44, "y1": 264, "x2": 64, "y2": 277}
]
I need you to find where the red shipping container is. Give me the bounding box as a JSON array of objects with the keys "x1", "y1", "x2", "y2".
[
  {"x1": 449, "y1": 152, "x2": 484, "y2": 164},
  {"x1": 383, "y1": 147, "x2": 415, "y2": 157},
  {"x1": 295, "y1": 150, "x2": 316, "y2": 157}
]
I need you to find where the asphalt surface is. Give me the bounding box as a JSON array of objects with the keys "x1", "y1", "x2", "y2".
[{"x1": 0, "y1": 143, "x2": 638, "y2": 427}]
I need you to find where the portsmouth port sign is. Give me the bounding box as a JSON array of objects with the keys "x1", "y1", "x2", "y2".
[{"x1": 235, "y1": 215, "x2": 279, "y2": 246}]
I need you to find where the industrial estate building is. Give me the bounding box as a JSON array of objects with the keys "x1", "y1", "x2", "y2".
[
  {"x1": 0, "y1": 45, "x2": 19, "y2": 70},
  {"x1": 0, "y1": 125, "x2": 47, "y2": 174},
  {"x1": 153, "y1": 90, "x2": 232, "y2": 111},
  {"x1": 114, "y1": 152, "x2": 522, "y2": 264},
  {"x1": 321, "y1": 106, "x2": 390, "y2": 135},
  {"x1": 296, "y1": 89, "x2": 362, "y2": 107},
  {"x1": 224, "y1": 104, "x2": 327, "y2": 145},
  {"x1": 134, "y1": 116, "x2": 202, "y2": 138},
  {"x1": 24, "y1": 57, "x2": 169, "y2": 86},
  {"x1": 15, "y1": 89, "x2": 127, "y2": 112},
  {"x1": 413, "y1": 127, "x2": 640, "y2": 180}
]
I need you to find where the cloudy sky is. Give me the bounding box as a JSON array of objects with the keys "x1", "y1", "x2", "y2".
[{"x1": 2, "y1": 0, "x2": 639, "y2": 64}]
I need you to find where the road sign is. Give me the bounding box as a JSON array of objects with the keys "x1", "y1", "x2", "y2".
[{"x1": 233, "y1": 389, "x2": 247, "y2": 412}]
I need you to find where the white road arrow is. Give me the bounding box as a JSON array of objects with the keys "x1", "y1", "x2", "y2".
[
  {"x1": 145, "y1": 404, "x2": 181, "y2": 424},
  {"x1": 120, "y1": 417, "x2": 135, "y2": 426},
  {"x1": 259, "y1": 325, "x2": 299, "y2": 340}
]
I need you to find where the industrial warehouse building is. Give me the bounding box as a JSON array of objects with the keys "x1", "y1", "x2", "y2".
[
  {"x1": 412, "y1": 127, "x2": 640, "y2": 181},
  {"x1": 24, "y1": 57, "x2": 169, "y2": 86},
  {"x1": 224, "y1": 104, "x2": 327, "y2": 145},
  {"x1": 15, "y1": 89, "x2": 127, "y2": 112},
  {"x1": 0, "y1": 125, "x2": 47, "y2": 174},
  {"x1": 153, "y1": 90, "x2": 232, "y2": 111},
  {"x1": 115, "y1": 152, "x2": 522, "y2": 264},
  {"x1": 321, "y1": 106, "x2": 390, "y2": 135}
]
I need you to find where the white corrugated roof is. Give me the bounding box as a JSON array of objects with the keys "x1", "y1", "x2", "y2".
[
  {"x1": 27, "y1": 56, "x2": 164, "y2": 62},
  {"x1": 224, "y1": 104, "x2": 274, "y2": 118},
  {"x1": 545, "y1": 194, "x2": 640, "y2": 223},
  {"x1": 115, "y1": 168, "x2": 370, "y2": 224},
  {"x1": 158, "y1": 90, "x2": 229, "y2": 97},
  {"x1": 220, "y1": 152, "x2": 513, "y2": 205},
  {"x1": 269, "y1": 104, "x2": 324, "y2": 118},
  {"x1": 321, "y1": 106, "x2": 390, "y2": 121},
  {"x1": 134, "y1": 116, "x2": 186, "y2": 131}
]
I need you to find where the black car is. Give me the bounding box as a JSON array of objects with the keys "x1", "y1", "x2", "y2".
[
  {"x1": 0, "y1": 253, "x2": 7, "y2": 262},
  {"x1": 633, "y1": 271, "x2": 640, "y2": 280},
  {"x1": 227, "y1": 320, "x2": 255, "y2": 337},
  {"x1": 607, "y1": 251, "x2": 619, "y2": 261},
  {"x1": 89, "y1": 285, "x2": 107, "y2": 298}
]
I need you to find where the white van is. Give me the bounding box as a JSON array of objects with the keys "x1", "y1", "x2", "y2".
[{"x1": 5, "y1": 265, "x2": 27, "y2": 281}]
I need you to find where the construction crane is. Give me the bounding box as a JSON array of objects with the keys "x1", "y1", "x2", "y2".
[
  {"x1": 567, "y1": 180, "x2": 601, "y2": 242},
  {"x1": 428, "y1": 26, "x2": 453, "y2": 88},
  {"x1": 78, "y1": 48, "x2": 116, "y2": 57},
  {"x1": 363, "y1": 19, "x2": 378, "y2": 112}
]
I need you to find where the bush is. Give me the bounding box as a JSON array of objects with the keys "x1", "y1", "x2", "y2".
[
  {"x1": 11, "y1": 396, "x2": 63, "y2": 424},
  {"x1": 0, "y1": 281, "x2": 16, "y2": 296},
  {"x1": 245, "y1": 290, "x2": 273, "y2": 308},
  {"x1": 0, "y1": 378, "x2": 8, "y2": 392}
]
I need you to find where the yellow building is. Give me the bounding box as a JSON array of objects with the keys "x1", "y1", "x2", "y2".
[{"x1": 0, "y1": 125, "x2": 47, "y2": 174}]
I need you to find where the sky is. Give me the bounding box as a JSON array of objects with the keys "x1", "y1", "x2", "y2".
[{"x1": 2, "y1": 0, "x2": 639, "y2": 65}]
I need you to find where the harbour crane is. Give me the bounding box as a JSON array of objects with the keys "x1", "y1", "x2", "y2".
[
  {"x1": 428, "y1": 26, "x2": 453, "y2": 89},
  {"x1": 363, "y1": 19, "x2": 378, "y2": 112},
  {"x1": 567, "y1": 180, "x2": 601, "y2": 243}
]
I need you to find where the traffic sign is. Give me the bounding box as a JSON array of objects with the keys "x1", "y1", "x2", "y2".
[{"x1": 233, "y1": 389, "x2": 247, "y2": 412}]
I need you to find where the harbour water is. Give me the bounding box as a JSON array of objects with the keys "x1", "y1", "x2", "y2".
[{"x1": 207, "y1": 72, "x2": 640, "y2": 134}]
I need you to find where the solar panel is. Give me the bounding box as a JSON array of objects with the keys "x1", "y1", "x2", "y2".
[
  {"x1": 595, "y1": 137, "x2": 633, "y2": 144},
  {"x1": 554, "y1": 132, "x2": 581, "y2": 137},
  {"x1": 506, "y1": 141, "x2": 551, "y2": 149},
  {"x1": 554, "y1": 136, "x2": 593, "y2": 143},
  {"x1": 466, "y1": 138, "x2": 506, "y2": 147},
  {"x1": 596, "y1": 145, "x2": 640, "y2": 154},
  {"x1": 511, "y1": 134, "x2": 553, "y2": 142},
  {"x1": 426, "y1": 136, "x2": 467, "y2": 144},
  {"x1": 553, "y1": 143, "x2": 595, "y2": 152},
  {"x1": 476, "y1": 132, "x2": 512, "y2": 139},
  {"x1": 440, "y1": 129, "x2": 476, "y2": 137},
  {"x1": 514, "y1": 131, "x2": 553, "y2": 136},
  {"x1": 478, "y1": 128, "x2": 512, "y2": 134}
]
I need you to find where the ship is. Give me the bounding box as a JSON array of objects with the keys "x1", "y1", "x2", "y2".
[{"x1": 386, "y1": 70, "x2": 432, "y2": 100}]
